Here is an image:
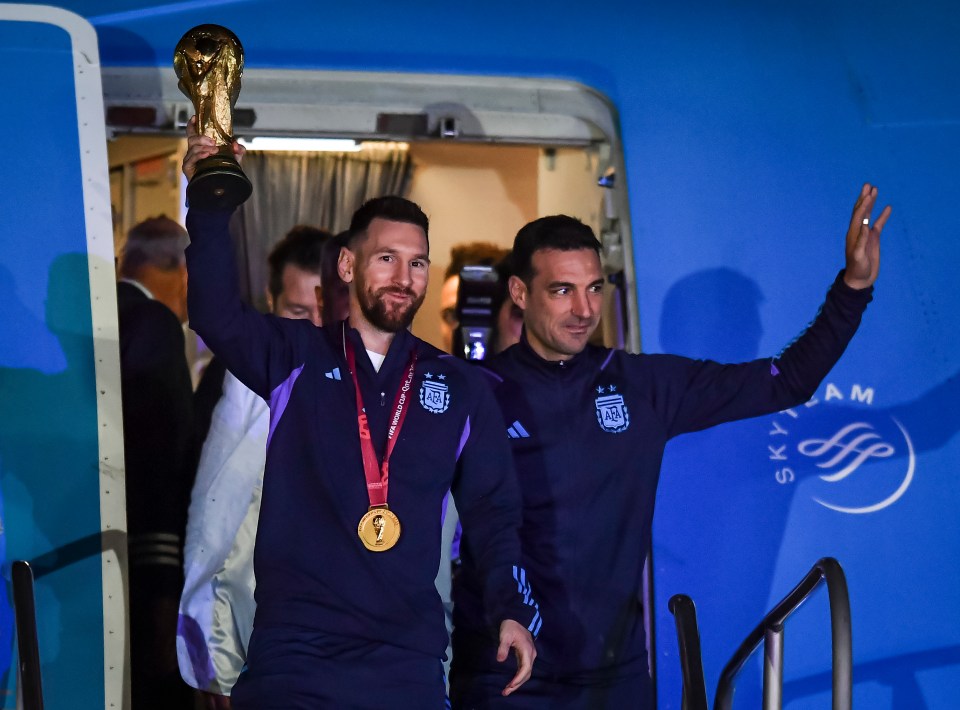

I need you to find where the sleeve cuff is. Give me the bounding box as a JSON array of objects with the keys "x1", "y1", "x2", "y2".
[
  {"x1": 833, "y1": 269, "x2": 874, "y2": 305},
  {"x1": 496, "y1": 565, "x2": 542, "y2": 639}
]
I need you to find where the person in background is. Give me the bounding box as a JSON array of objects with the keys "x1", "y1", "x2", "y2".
[
  {"x1": 177, "y1": 225, "x2": 344, "y2": 708},
  {"x1": 445, "y1": 251, "x2": 522, "y2": 587},
  {"x1": 440, "y1": 242, "x2": 509, "y2": 353},
  {"x1": 117, "y1": 216, "x2": 197, "y2": 709},
  {"x1": 441, "y1": 249, "x2": 521, "y2": 665}
]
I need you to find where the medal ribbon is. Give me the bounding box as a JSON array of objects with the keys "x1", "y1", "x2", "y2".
[{"x1": 344, "y1": 336, "x2": 417, "y2": 508}]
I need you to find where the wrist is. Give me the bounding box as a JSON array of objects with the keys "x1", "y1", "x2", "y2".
[
  {"x1": 839, "y1": 267, "x2": 873, "y2": 290},
  {"x1": 842, "y1": 274, "x2": 872, "y2": 290}
]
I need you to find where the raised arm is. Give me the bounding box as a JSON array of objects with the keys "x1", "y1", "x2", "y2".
[
  {"x1": 660, "y1": 184, "x2": 891, "y2": 437},
  {"x1": 183, "y1": 119, "x2": 305, "y2": 400}
]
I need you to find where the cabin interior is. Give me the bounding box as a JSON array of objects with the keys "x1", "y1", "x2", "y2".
[
  {"x1": 108, "y1": 135, "x2": 615, "y2": 376},
  {"x1": 104, "y1": 66, "x2": 634, "y2": 377}
]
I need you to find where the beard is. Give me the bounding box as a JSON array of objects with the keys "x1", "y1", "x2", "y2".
[{"x1": 357, "y1": 280, "x2": 425, "y2": 333}]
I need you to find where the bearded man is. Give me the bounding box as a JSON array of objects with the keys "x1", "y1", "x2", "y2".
[{"x1": 182, "y1": 128, "x2": 538, "y2": 709}]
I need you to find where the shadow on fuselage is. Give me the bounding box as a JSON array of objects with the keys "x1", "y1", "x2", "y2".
[
  {"x1": 0, "y1": 254, "x2": 116, "y2": 706},
  {"x1": 653, "y1": 267, "x2": 959, "y2": 706}
]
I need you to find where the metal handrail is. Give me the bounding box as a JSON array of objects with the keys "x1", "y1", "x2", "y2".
[
  {"x1": 714, "y1": 557, "x2": 852, "y2": 710},
  {"x1": 8, "y1": 533, "x2": 125, "y2": 710},
  {"x1": 12, "y1": 561, "x2": 45, "y2": 710},
  {"x1": 669, "y1": 594, "x2": 709, "y2": 710}
]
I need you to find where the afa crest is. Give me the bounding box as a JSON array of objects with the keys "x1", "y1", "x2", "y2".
[
  {"x1": 420, "y1": 377, "x2": 450, "y2": 414},
  {"x1": 595, "y1": 392, "x2": 629, "y2": 433}
]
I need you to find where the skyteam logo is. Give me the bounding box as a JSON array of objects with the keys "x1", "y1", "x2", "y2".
[
  {"x1": 767, "y1": 382, "x2": 915, "y2": 514},
  {"x1": 595, "y1": 385, "x2": 629, "y2": 433},
  {"x1": 419, "y1": 372, "x2": 450, "y2": 414}
]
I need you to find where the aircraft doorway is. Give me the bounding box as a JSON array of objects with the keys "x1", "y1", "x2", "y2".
[
  {"x1": 103, "y1": 67, "x2": 649, "y2": 701},
  {"x1": 103, "y1": 67, "x2": 638, "y2": 359}
]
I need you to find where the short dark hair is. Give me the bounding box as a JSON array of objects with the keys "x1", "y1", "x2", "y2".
[
  {"x1": 347, "y1": 196, "x2": 429, "y2": 251},
  {"x1": 444, "y1": 242, "x2": 509, "y2": 281},
  {"x1": 267, "y1": 225, "x2": 332, "y2": 300},
  {"x1": 119, "y1": 216, "x2": 189, "y2": 276},
  {"x1": 512, "y1": 215, "x2": 601, "y2": 283}
]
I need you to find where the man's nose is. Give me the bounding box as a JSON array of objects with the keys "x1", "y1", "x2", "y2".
[
  {"x1": 395, "y1": 263, "x2": 414, "y2": 287},
  {"x1": 571, "y1": 291, "x2": 593, "y2": 319}
]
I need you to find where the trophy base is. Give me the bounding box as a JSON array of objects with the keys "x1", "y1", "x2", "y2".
[{"x1": 187, "y1": 154, "x2": 252, "y2": 209}]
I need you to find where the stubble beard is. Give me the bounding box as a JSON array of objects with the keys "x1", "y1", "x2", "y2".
[{"x1": 533, "y1": 315, "x2": 597, "y2": 360}]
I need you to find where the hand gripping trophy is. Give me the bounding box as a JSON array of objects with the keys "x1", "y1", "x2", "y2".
[{"x1": 174, "y1": 25, "x2": 252, "y2": 208}]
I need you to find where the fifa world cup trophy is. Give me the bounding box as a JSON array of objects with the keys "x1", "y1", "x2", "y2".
[{"x1": 174, "y1": 25, "x2": 252, "y2": 208}]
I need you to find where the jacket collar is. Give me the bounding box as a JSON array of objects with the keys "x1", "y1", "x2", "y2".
[
  {"x1": 119, "y1": 278, "x2": 154, "y2": 300},
  {"x1": 336, "y1": 319, "x2": 417, "y2": 378},
  {"x1": 513, "y1": 329, "x2": 590, "y2": 375}
]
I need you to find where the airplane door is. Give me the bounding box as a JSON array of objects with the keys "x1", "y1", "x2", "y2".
[{"x1": 0, "y1": 5, "x2": 125, "y2": 709}]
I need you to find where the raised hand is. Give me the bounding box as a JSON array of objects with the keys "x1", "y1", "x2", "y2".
[
  {"x1": 181, "y1": 115, "x2": 245, "y2": 181},
  {"x1": 844, "y1": 183, "x2": 891, "y2": 289}
]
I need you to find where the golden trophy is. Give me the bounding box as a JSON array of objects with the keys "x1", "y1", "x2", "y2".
[{"x1": 174, "y1": 24, "x2": 252, "y2": 208}]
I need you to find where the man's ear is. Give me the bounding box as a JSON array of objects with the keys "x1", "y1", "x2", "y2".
[
  {"x1": 508, "y1": 275, "x2": 528, "y2": 310},
  {"x1": 264, "y1": 287, "x2": 274, "y2": 313},
  {"x1": 338, "y1": 246, "x2": 355, "y2": 284}
]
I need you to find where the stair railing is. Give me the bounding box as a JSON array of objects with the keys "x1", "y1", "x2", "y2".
[
  {"x1": 714, "y1": 556, "x2": 852, "y2": 710},
  {"x1": 669, "y1": 556, "x2": 852, "y2": 710},
  {"x1": 12, "y1": 561, "x2": 45, "y2": 710},
  {"x1": 668, "y1": 593, "x2": 709, "y2": 710}
]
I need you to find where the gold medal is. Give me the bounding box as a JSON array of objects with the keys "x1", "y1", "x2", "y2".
[
  {"x1": 344, "y1": 335, "x2": 415, "y2": 554},
  {"x1": 358, "y1": 506, "x2": 401, "y2": 552}
]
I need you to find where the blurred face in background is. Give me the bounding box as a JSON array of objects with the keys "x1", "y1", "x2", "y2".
[{"x1": 268, "y1": 263, "x2": 324, "y2": 326}]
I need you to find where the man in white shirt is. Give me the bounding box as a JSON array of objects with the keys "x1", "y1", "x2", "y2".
[{"x1": 177, "y1": 226, "x2": 345, "y2": 707}]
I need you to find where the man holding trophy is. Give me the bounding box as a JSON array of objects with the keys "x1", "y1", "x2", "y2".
[{"x1": 176, "y1": 25, "x2": 538, "y2": 708}]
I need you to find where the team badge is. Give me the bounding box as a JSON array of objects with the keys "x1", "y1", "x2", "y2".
[
  {"x1": 595, "y1": 386, "x2": 629, "y2": 433},
  {"x1": 420, "y1": 373, "x2": 450, "y2": 414}
]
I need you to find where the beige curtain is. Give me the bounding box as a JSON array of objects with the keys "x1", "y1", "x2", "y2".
[{"x1": 230, "y1": 144, "x2": 413, "y2": 309}]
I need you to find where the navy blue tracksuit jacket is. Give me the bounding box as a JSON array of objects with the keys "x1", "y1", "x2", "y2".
[
  {"x1": 184, "y1": 208, "x2": 539, "y2": 706},
  {"x1": 451, "y1": 272, "x2": 871, "y2": 705}
]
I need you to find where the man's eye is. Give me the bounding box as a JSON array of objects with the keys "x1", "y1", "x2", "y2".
[
  {"x1": 554, "y1": 288, "x2": 570, "y2": 296},
  {"x1": 411, "y1": 260, "x2": 426, "y2": 269},
  {"x1": 589, "y1": 284, "x2": 604, "y2": 293}
]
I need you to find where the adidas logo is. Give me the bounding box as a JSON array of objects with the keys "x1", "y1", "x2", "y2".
[
  {"x1": 507, "y1": 420, "x2": 530, "y2": 439},
  {"x1": 324, "y1": 368, "x2": 342, "y2": 381}
]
